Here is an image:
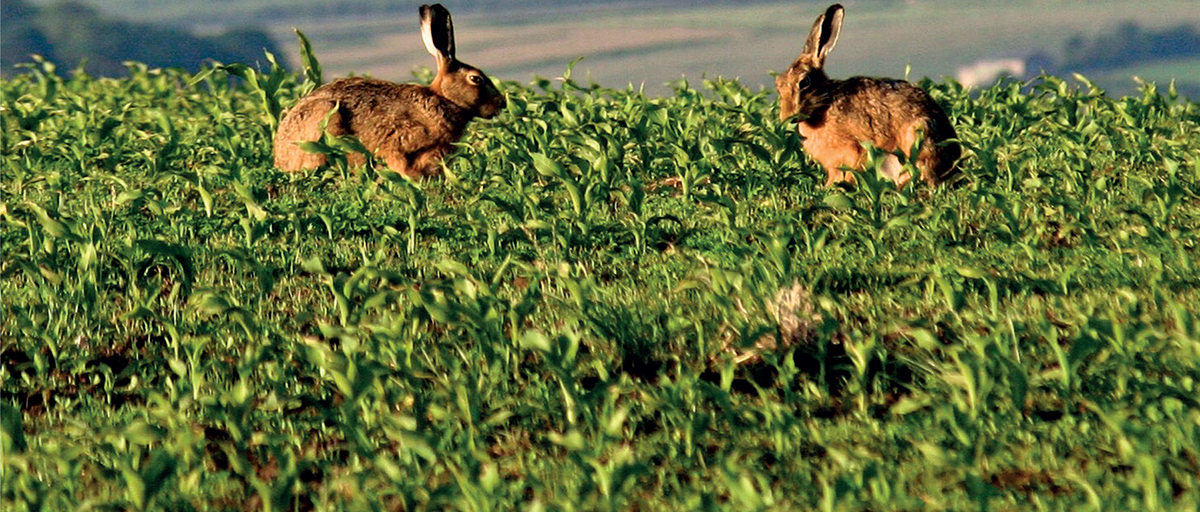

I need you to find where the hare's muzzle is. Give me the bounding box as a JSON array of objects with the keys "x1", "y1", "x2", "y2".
[{"x1": 479, "y1": 94, "x2": 506, "y2": 119}]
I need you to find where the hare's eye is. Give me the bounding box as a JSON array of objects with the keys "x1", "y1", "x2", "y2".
[
  {"x1": 798, "y1": 75, "x2": 811, "y2": 88},
  {"x1": 468, "y1": 74, "x2": 484, "y2": 85}
]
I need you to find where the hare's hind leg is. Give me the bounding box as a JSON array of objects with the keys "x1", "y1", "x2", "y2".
[
  {"x1": 905, "y1": 117, "x2": 961, "y2": 186},
  {"x1": 913, "y1": 136, "x2": 954, "y2": 186},
  {"x1": 919, "y1": 139, "x2": 960, "y2": 185},
  {"x1": 274, "y1": 100, "x2": 348, "y2": 172}
]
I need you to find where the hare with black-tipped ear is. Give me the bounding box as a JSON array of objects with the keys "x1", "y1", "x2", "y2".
[
  {"x1": 274, "y1": 3, "x2": 505, "y2": 178},
  {"x1": 775, "y1": 4, "x2": 960, "y2": 187}
]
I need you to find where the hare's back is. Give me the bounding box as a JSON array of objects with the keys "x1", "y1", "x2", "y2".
[
  {"x1": 829, "y1": 78, "x2": 951, "y2": 135},
  {"x1": 301, "y1": 77, "x2": 436, "y2": 119},
  {"x1": 833, "y1": 78, "x2": 955, "y2": 147},
  {"x1": 293, "y1": 77, "x2": 467, "y2": 150}
]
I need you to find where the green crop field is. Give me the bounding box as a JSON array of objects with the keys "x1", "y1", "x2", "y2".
[{"x1": 3, "y1": 44, "x2": 1200, "y2": 511}]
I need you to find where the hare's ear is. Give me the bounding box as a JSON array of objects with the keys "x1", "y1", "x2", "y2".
[
  {"x1": 802, "y1": 4, "x2": 844, "y2": 68},
  {"x1": 420, "y1": 4, "x2": 456, "y2": 71}
]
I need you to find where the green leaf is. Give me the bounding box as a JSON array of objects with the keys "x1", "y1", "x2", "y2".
[
  {"x1": 295, "y1": 28, "x2": 323, "y2": 87},
  {"x1": 436, "y1": 259, "x2": 471, "y2": 277},
  {"x1": 889, "y1": 396, "x2": 931, "y2": 416},
  {"x1": 532, "y1": 153, "x2": 565, "y2": 178},
  {"x1": 140, "y1": 449, "x2": 178, "y2": 508},
  {"x1": 605, "y1": 406, "x2": 630, "y2": 437},
  {"x1": 521, "y1": 330, "x2": 552, "y2": 352},
  {"x1": 25, "y1": 202, "x2": 75, "y2": 240},
  {"x1": 301, "y1": 257, "x2": 328, "y2": 275},
  {"x1": 954, "y1": 266, "x2": 987, "y2": 279},
  {"x1": 0, "y1": 403, "x2": 27, "y2": 453},
  {"x1": 125, "y1": 420, "x2": 165, "y2": 445},
  {"x1": 547, "y1": 429, "x2": 585, "y2": 450},
  {"x1": 822, "y1": 194, "x2": 854, "y2": 210}
]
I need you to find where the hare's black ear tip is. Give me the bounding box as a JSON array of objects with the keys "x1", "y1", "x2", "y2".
[{"x1": 828, "y1": 4, "x2": 844, "y2": 13}]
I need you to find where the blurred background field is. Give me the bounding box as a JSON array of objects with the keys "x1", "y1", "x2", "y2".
[{"x1": 6, "y1": 0, "x2": 1200, "y2": 97}]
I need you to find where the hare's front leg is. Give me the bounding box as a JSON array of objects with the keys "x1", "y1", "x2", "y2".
[
  {"x1": 379, "y1": 147, "x2": 448, "y2": 179},
  {"x1": 800, "y1": 124, "x2": 863, "y2": 186},
  {"x1": 380, "y1": 152, "x2": 414, "y2": 178},
  {"x1": 409, "y1": 145, "x2": 454, "y2": 179}
]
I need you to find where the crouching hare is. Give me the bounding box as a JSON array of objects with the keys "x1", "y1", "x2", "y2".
[
  {"x1": 274, "y1": 4, "x2": 505, "y2": 178},
  {"x1": 776, "y1": 4, "x2": 960, "y2": 187}
]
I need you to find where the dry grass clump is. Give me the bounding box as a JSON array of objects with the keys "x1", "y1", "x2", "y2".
[{"x1": 729, "y1": 280, "x2": 821, "y2": 364}]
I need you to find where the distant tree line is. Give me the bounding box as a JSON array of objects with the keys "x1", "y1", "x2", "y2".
[
  {"x1": 1, "y1": 0, "x2": 285, "y2": 77},
  {"x1": 1056, "y1": 21, "x2": 1200, "y2": 72}
]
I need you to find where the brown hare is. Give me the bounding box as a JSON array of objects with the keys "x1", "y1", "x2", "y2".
[
  {"x1": 775, "y1": 4, "x2": 960, "y2": 187},
  {"x1": 274, "y1": 4, "x2": 505, "y2": 178}
]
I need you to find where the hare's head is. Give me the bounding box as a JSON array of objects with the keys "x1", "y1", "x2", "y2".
[
  {"x1": 776, "y1": 4, "x2": 843, "y2": 122},
  {"x1": 422, "y1": 4, "x2": 506, "y2": 119}
]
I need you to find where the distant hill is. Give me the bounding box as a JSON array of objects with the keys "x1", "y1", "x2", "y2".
[
  {"x1": 22, "y1": 0, "x2": 790, "y2": 26},
  {"x1": 1, "y1": 0, "x2": 285, "y2": 77},
  {"x1": 1058, "y1": 21, "x2": 1200, "y2": 72}
]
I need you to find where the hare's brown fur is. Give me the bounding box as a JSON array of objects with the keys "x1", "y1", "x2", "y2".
[
  {"x1": 274, "y1": 78, "x2": 477, "y2": 177},
  {"x1": 777, "y1": 4, "x2": 960, "y2": 187},
  {"x1": 791, "y1": 78, "x2": 959, "y2": 186},
  {"x1": 273, "y1": 4, "x2": 504, "y2": 178}
]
